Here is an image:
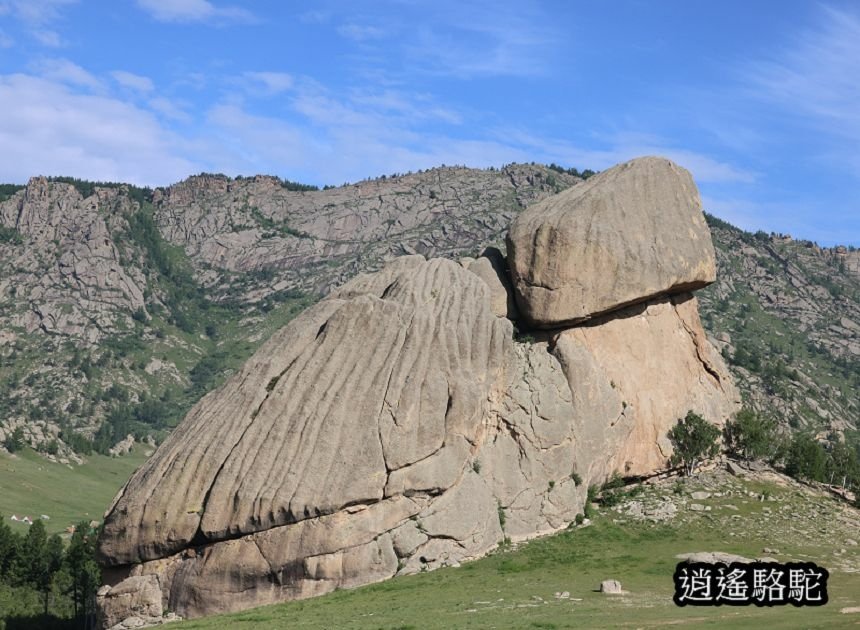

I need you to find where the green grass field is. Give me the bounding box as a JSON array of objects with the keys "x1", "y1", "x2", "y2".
[
  {"x1": 0, "y1": 446, "x2": 148, "y2": 535},
  {"x1": 4, "y1": 447, "x2": 858, "y2": 629},
  {"x1": 180, "y1": 474, "x2": 860, "y2": 629}
]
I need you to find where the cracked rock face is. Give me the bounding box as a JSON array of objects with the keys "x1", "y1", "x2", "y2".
[
  {"x1": 98, "y1": 256, "x2": 511, "y2": 567},
  {"x1": 98, "y1": 257, "x2": 527, "y2": 619},
  {"x1": 507, "y1": 156, "x2": 716, "y2": 327},
  {"x1": 96, "y1": 157, "x2": 738, "y2": 625},
  {"x1": 553, "y1": 293, "x2": 740, "y2": 477}
]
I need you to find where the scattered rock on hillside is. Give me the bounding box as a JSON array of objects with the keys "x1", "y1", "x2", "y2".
[
  {"x1": 599, "y1": 579, "x2": 625, "y2": 594},
  {"x1": 676, "y1": 552, "x2": 754, "y2": 564},
  {"x1": 108, "y1": 435, "x2": 135, "y2": 457}
]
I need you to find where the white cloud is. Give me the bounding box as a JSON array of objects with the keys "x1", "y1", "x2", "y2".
[
  {"x1": 337, "y1": 23, "x2": 385, "y2": 41},
  {"x1": 403, "y1": 2, "x2": 559, "y2": 78},
  {"x1": 242, "y1": 71, "x2": 293, "y2": 95},
  {"x1": 742, "y1": 6, "x2": 860, "y2": 173},
  {"x1": 0, "y1": 0, "x2": 76, "y2": 25},
  {"x1": 0, "y1": 73, "x2": 199, "y2": 185},
  {"x1": 32, "y1": 57, "x2": 102, "y2": 91},
  {"x1": 148, "y1": 96, "x2": 192, "y2": 122},
  {"x1": 135, "y1": 0, "x2": 254, "y2": 24},
  {"x1": 0, "y1": 0, "x2": 74, "y2": 46},
  {"x1": 32, "y1": 28, "x2": 61, "y2": 46},
  {"x1": 111, "y1": 70, "x2": 155, "y2": 93},
  {"x1": 349, "y1": 89, "x2": 462, "y2": 125}
]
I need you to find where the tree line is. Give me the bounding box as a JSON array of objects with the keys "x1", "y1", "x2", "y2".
[
  {"x1": 0, "y1": 519, "x2": 100, "y2": 629},
  {"x1": 668, "y1": 408, "x2": 860, "y2": 505}
]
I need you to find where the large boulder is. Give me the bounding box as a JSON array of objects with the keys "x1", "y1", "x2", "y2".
[
  {"x1": 97, "y1": 256, "x2": 590, "y2": 621},
  {"x1": 96, "y1": 156, "x2": 738, "y2": 626},
  {"x1": 98, "y1": 256, "x2": 512, "y2": 567},
  {"x1": 507, "y1": 157, "x2": 716, "y2": 327}
]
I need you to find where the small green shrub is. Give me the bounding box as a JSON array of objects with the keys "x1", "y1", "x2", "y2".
[
  {"x1": 584, "y1": 485, "x2": 598, "y2": 519},
  {"x1": 724, "y1": 408, "x2": 780, "y2": 462},
  {"x1": 601, "y1": 472, "x2": 625, "y2": 491},
  {"x1": 668, "y1": 410, "x2": 721, "y2": 476},
  {"x1": 3, "y1": 426, "x2": 25, "y2": 452}
]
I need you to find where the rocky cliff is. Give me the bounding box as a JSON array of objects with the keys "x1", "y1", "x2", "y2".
[{"x1": 94, "y1": 157, "x2": 739, "y2": 626}]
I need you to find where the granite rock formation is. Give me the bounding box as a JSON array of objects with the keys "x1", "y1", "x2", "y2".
[
  {"x1": 95, "y1": 157, "x2": 738, "y2": 627},
  {"x1": 507, "y1": 157, "x2": 715, "y2": 327}
]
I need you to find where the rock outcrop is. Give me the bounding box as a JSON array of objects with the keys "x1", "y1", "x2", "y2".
[
  {"x1": 97, "y1": 575, "x2": 166, "y2": 629},
  {"x1": 507, "y1": 157, "x2": 716, "y2": 327},
  {"x1": 554, "y1": 293, "x2": 737, "y2": 477},
  {"x1": 96, "y1": 157, "x2": 738, "y2": 625},
  {"x1": 0, "y1": 177, "x2": 147, "y2": 342}
]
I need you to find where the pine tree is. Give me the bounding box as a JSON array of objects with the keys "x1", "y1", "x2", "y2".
[{"x1": 65, "y1": 522, "x2": 101, "y2": 621}]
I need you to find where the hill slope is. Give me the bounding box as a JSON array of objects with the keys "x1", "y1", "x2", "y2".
[
  {"x1": 0, "y1": 165, "x2": 857, "y2": 464},
  {"x1": 699, "y1": 220, "x2": 860, "y2": 439}
]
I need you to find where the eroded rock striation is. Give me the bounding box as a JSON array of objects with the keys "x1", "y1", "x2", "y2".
[{"x1": 96, "y1": 157, "x2": 739, "y2": 627}]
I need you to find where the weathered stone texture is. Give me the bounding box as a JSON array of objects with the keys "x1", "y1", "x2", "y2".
[{"x1": 507, "y1": 156, "x2": 716, "y2": 327}]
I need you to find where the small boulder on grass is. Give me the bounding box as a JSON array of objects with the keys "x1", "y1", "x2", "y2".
[
  {"x1": 599, "y1": 579, "x2": 625, "y2": 594},
  {"x1": 676, "y1": 551, "x2": 753, "y2": 564}
]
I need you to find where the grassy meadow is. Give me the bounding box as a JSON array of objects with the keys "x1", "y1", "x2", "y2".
[
  {"x1": 180, "y1": 473, "x2": 860, "y2": 629},
  {"x1": 0, "y1": 446, "x2": 148, "y2": 535}
]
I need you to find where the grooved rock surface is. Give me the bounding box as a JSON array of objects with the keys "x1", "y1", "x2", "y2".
[
  {"x1": 507, "y1": 157, "x2": 716, "y2": 327},
  {"x1": 98, "y1": 256, "x2": 511, "y2": 567},
  {"x1": 97, "y1": 256, "x2": 599, "y2": 621}
]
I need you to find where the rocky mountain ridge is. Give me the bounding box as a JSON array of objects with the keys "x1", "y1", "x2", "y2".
[
  {"x1": 0, "y1": 164, "x2": 576, "y2": 461},
  {"x1": 0, "y1": 162, "x2": 857, "y2": 464}
]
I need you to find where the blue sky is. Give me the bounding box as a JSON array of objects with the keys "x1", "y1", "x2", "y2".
[{"x1": 0, "y1": 1, "x2": 858, "y2": 245}]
